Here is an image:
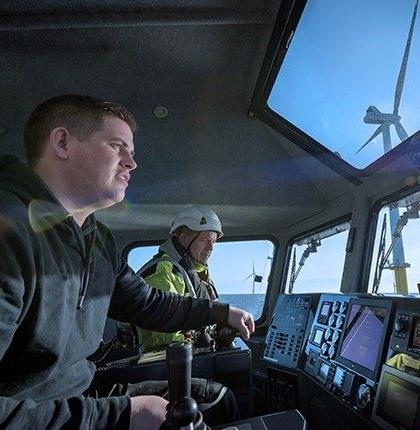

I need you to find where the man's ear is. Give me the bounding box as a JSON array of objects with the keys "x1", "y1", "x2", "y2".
[{"x1": 49, "y1": 127, "x2": 71, "y2": 160}]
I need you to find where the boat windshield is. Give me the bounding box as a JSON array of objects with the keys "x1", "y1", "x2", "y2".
[{"x1": 268, "y1": 0, "x2": 420, "y2": 169}]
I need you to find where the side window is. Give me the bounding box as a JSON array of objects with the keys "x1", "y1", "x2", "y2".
[
  {"x1": 369, "y1": 191, "x2": 420, "y2": 295},
  {"x1": 128, "y1": 246, "x2": 159, "y2": 272},
  {"x1": 127, "y1": 240, "x2": 275, "y2": 320},
  {"x1": 286, "y1": 221, "x2": 351, "y2": 294}
]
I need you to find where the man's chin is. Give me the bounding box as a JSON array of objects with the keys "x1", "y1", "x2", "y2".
[{"x1": 95, "y1": 191, "x2": 126, "y2": 209}]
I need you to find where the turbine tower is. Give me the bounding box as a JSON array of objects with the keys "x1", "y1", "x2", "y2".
[
  {"x1": 244, "y1": 261, "x2": 262, "y2": 294},
  {"x1": 356, "y1": 0, "x2": 418, "y2": 294}
]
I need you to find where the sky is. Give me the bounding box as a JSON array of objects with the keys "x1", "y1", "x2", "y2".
[
  {"x1": 129, "y1": 0, "x2": 420, "y2": 300},
  {"x1": 271, "y1": 0, "x2": 420, "y2": 295},
  {"x1": 128, "y1": 240, "x2": 274, "y2": 295},
  {"x1": 268, "y1": 0, "x2": 420, "y2": 168}
]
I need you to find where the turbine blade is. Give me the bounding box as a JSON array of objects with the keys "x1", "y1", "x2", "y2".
[
  {"x1": 243, "y1": 274, "x2": 253, "y2": 281},
  {"x1": 356, "y1": 125, "x2": 383, "y2": 154},
  {"x1": 393, "y1": 0, "x2": 418, "y2": 114},
  {"x1": 394, "y1": 121, "x2": 409, "y2": 142}
]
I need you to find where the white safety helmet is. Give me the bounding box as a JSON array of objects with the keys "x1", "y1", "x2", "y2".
[{"x1": 170, "y1": 206, "x2": 223, "y2": 238}]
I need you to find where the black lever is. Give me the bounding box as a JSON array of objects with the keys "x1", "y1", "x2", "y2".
[
  {"x1": 160, "y1": 341, "x2": 207, "y2": 429},
  {"x1": 215, "y1": 325, "x2": 239, "y2": 350}
]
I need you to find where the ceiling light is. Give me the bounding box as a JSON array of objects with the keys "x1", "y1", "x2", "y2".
[{"x1": 153, "y1": 106, "x2": 169, "y2": 119}]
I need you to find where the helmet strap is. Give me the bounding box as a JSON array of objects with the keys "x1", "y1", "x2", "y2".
[{"x1": 186, "y1": 232, "x2": 200, "y2": 253}]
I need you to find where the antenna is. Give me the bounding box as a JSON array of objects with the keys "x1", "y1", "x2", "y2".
[{"x1": 356, "y1": 0, "x2": 418, "y2": 293}]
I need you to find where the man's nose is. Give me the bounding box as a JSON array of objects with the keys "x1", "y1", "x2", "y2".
[{"x1": 120, "y1": 152, "x2": 137, "y2": 170}]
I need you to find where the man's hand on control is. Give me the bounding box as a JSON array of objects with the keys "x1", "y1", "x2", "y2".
[
  {"x1": 130, "y1": 395, "x2": 168, "y2": 430},
  {"x1": 227, "y1": 306, "x2": 255, "y2": 340}
]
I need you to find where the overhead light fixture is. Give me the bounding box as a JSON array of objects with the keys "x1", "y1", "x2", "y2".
[{"x1": 153, "y1": 105, "x2": 169, "y2": 119}]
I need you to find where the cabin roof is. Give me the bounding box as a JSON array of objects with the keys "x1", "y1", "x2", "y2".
[{"x1": 0, "y1": 1, "x2": 366, "y2": 239}]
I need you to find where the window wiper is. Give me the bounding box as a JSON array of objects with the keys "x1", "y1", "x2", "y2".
[
  {"x1": 372, "y1": 214, "x2": 387, "y2": 294},
  {"x1": 288, "y1": 221, "x2": 351, "y2": 293},
  {"x1": 372, "y1": 202, "x2": 420, "y2": 294},
  {"x1": 288, "y1": 239, "x2": 320, "y2": 293}
]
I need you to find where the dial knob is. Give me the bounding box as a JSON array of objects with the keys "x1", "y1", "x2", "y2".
[
  {"x1": 336, "y1": 315, "x2": 344, "y2": 329},
  {"x1": 325, "y1": 328, "x2": 333, "y2": 341},
  {"x1": 328, "y1": 345, "x2": 336, "y2": 359},
  {"x1": 332, "y1": 331, "x2": 340, "y2": 344},
  {"x1": 321, "y1": 342, "x2": 329, "y2": 355},
  {"x1": 332, "y1": 301, "x2": 340, "y2": 313},
  {"x1": 329, "y1": 315, "x2": 336, "y2": 327},
  {"x1": 340, "y1": 301, "x2": 348, "y2": 314},
  {"x1": 356, "y1": 384, "x2": 372, "y2": 409},
  {"x1": 394, "y1": 317, "x2": 407, "y2": 332}
]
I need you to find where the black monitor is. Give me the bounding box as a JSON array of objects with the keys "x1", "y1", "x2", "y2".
[
  {"x1": 336, "y1": 298, "x2": 392, "y2": 381},
  {"x1": 408, "y1": 315, "x2": 420, "y2": 355},
  {"x1": 372, "y1": 365, "x2": 420, "y2": 430}
]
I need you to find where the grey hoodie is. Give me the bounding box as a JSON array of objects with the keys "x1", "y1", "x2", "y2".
[{"x1": 0, "y1": 155, "x2": 228, "y2": 429}]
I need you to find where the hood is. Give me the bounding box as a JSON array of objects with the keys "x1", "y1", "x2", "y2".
[
  {"x1": 0, "y1": 155, "x2": 56, "y2": 204},
  {"x1": 0, "y1": 155, "x2": 96, "y2": 237}
]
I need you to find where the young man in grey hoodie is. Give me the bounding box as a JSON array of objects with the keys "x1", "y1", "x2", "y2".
[{"x1": 0, "y1": 94, "x2": 254, "y2": 429}]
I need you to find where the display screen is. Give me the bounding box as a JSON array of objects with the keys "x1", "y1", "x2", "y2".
[
  {"x1": 410, "y1": 316, "x2": 420, "y2": 350},
  {"x1": 382, "y1": 380, "x2": 417, "y2": 429},
  {"x1": 375, "y1": 370, "x2": 420, "y2": 430},
  {"x1": 313, "y1": 328, "x2": 323, "y2": 345},
  {"x1": 319, "y1": 362, "x2": 329, "y2": 382},
  {"x1": 338, "y1": 303, "x2": 387, "y2": 372},
  {"x1": 333, "y1": 366, "x2": 345, "y2": 387},
  {"x1": 320, "y1": 302, "x2": 330, "y2": 318}
]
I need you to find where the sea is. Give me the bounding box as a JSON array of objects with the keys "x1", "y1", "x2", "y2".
[{"x1": 218, "y1": 294, "x2": 266, "y2": 319}]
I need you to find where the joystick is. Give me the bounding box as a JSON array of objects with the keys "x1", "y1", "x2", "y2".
[{"x1": 160, "y1": 342, "x2": 208, "y2": 430}]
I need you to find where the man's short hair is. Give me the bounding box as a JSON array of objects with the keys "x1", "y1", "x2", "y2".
[{"x1": 24, "y1": 94, "x2": 137, "y2": 167}]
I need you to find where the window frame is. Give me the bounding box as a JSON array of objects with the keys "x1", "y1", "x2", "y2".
[
  {"x1": 123, "y1": 234, "x2": 279, "y2": 325},
  {"x1": 361, "y1": 185, "x2": 420, "y2": 293},
  {"x1": 282, "y1": 214, "x2": 353, "y2": 294},
  {"x1": 249, "y1": 0, "x2": 417, "y2": 178}
]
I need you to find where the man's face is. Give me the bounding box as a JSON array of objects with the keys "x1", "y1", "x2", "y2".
[
  {"x1": 66, "y1": 115, "x2": 136, "y2": 209},
  {"x1": 189, "y1": 231, "x2": 218, "y2": 265}
]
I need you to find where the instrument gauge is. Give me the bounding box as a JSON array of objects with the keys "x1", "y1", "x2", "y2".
[
  {"x1": 325, "y1": 328, "x2": 333, "y2": 341},
  {"x1": 339, "y1": 301, "x2": 348, "y2": 314},
  {"x1": 328, "y1": 345, "x2": 336, "y2": 359},
  {"x1": 336, "y1": 315, "x2": 344, "y2": 329}
]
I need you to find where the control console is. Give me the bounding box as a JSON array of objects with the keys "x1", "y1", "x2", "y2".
[
  {"x1": 387, "y1": 298, "x2": 420, "y2": 360},
  {"x1": 263, "y1": 294, "x2": 319, "y2": 368},
  {"x1": 304, "y1": 294, "x2": 393, "y2": 416}
]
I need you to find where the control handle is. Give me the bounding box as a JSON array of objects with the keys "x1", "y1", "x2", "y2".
[
  {"x1": 160, "y1": 341, "x2": 207, "y2": 430},
  {"x1": 394, "y1": 317, "x2": 407, "y2": 333}
]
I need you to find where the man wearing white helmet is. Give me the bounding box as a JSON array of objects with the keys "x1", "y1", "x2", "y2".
[
  {"x1": 131, "y1": 207, "x2": 242, "y2": 426},
  {"x1": 136, "y1": 206, "x2": 223, "y2": 351}
]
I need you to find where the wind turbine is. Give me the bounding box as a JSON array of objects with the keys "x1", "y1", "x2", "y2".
[
  {"x1": 356, "y1": 0, "x2": 418, "y2": 294},
  {"x1": 244, "y1": 261, "x2": 263, "y2": 294}
]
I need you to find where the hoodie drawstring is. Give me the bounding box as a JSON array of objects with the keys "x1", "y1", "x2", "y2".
[{"x1": 77, "y1": 226, "x2": 97, "y2": 309}]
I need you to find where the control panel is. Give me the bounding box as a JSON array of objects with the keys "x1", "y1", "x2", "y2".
[
  {"x1": 263, "y1": 293, "x2": 420, "y2": 430},
  {"x1": 387, "y1": 299, "x2": 420, "y2": 360},
  {"x1": 307, "y1": 295, "x2": 349, "y2": 362},
  {"x1": 263, "y1": 294, "x2": 319, "y2": 368},
  {"x1": 304, "y1": 295, "x2": 351, "y2": 390},
  {"x1": 303, "y1": 294, "x2": 394, "y2": 417}
]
